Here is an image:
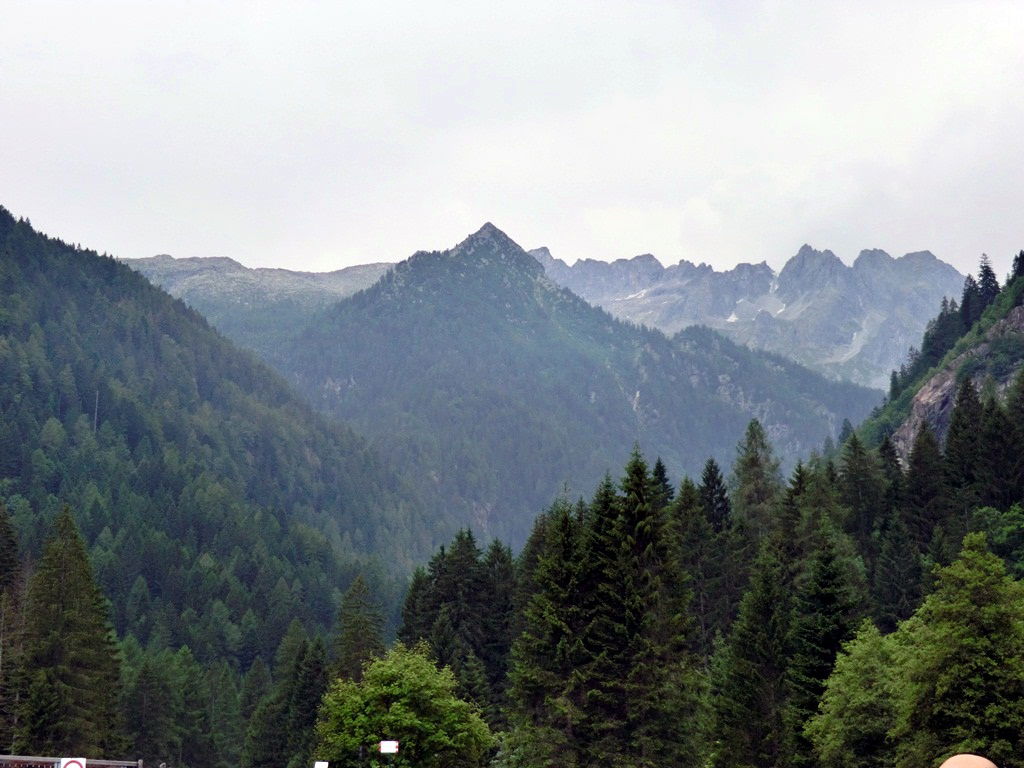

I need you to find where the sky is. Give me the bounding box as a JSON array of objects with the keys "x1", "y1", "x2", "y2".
[{"x1": 2, "y1": 1, "x2": 1023, "y2": 276}]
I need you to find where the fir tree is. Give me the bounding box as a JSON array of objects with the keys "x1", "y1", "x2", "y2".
[
  {"x1": 904, "y1": 424, "x2": 948, "y2": 550},
  {"x1": 398, "y1": 566, "x2": 430, "y2": 646},
  {"x1": 332, "y1": 574, "x2": 384, "y2": 682},
  {"x1": 1012, "y1": 250, "x2": 1024, "y2": 282},
  {"x1": 651, "y1": 457, "x2": 674, "y2": 511},
  {"x1": 977, "y1": 254, "x2": 1001, "y2": 310},
  {"x1": 872, "y1": 511, "x2": 922, "y2": 633},
  {"x1": 783, "y1": 535, "x2": 861, "y2": 768},
  {"x1": 710, "y1": 540, "x2": 792, "y2": 768},
  {"x1": 944, "y1": 378, "x2": 984, "y2": 526},
  {"x1": 1005, "y1": 368, "x2": 1024, "y2": 503},
  {"x1": 730, "y1": 419, "x2": 783, "y2": 540},
  {"x1": 877, "y1": 435, "x2": 905, "y2": 514},
  {"x1": 960, "y1": 273, "x2": 982, "y2": 328},
  {"x1": 699, "y1": 457, "x2": 732, "y2": 533},
  {"x1": 480, "y1": 539, "x2": 515, "y2": 725},
  {"x1": 15, "y1": 506, "x2": 126, "y2": 756},
  {"x1": 977, "y1": 396, "x2": 1015, "y2": 509},
  {"x1": 507, "y1": 499, "x2": 587, "y2": 766},
  {"x1": 284, "y1": 637, "x2": 327, "y2": 768},
  {"x1": 838, "y1": 433, "x2": 885, "y2": 560},
  {"x1": 673, "y1": 478, "x2": 719, "y2": 657}
]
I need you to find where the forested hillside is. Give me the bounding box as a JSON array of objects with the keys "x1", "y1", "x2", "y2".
[
  {"x1": 278, "y1": 223, "x2": 878, "y2": 546},
  {"x1": 0, "y1": 207, "x2": 437, "y2": 762},
  {"x1": 862, "y1": 252, "x2": 1024, "y2": 454}
]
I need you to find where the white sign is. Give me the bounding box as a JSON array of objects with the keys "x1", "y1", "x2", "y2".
[
  {"x1": 314, "y1": 762, "x2": 329, "y2": 768},
  {"x1": 60, "y1": 759, "x2": 86, "y2": 768},
  {"x1": 380, "y1": 741, "x2": 399, "y2": 754}
]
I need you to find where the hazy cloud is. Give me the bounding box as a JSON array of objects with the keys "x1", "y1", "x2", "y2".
[{"x1": 2, "y1": 0, "x2": 1022, "y2": 276}]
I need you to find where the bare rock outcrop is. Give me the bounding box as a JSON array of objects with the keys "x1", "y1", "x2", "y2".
[{"x1": 892, "y1": 305, "x2": 1024, "y2": 459}]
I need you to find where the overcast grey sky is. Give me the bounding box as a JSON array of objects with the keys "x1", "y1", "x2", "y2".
[{"x1": 2, "y1": 1, "x2": 1023, "y2": 275}]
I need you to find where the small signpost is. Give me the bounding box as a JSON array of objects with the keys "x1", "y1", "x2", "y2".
[{"x1": 379, "y1": 741, "x2": 399, "y2": 754}]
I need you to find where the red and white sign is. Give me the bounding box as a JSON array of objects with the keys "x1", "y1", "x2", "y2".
[
  {"x1": 60, "y1": 759, "x2": 86, "y2": 768},
  {"x1": 379, "y1": 741, "x2": 399, "y2": 754}
]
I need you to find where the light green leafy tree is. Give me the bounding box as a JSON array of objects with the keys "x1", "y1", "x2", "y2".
[{"x1": 315, "y1": 643, "x2": 491, "y2": 768}]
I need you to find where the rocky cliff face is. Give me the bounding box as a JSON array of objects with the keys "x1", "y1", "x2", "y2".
[
  {"x1": 530, "y1": 245, "x2": 964, "y2": 389},
  {"x1": 891, "y1": 305, "x2": 1024, "y2": 459}
]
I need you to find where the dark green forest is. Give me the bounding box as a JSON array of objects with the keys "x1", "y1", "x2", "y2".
[{"x1": 2, "y1": 203, "x2": 1024, "y2": 768}]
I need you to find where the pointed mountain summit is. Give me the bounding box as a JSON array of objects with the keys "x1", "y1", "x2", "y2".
[{"x1": 278, "y1": 226, "x2": 878, "y2": 546}]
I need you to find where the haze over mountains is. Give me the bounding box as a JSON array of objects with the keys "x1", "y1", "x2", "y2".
[
  {"x1": 136, "y1": 223, "x2": 879, "y2": 545},
  {"x1": 531, "y1": 245, "x2": 965, "y2": 389}
]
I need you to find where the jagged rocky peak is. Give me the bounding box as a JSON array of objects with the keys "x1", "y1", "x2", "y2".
[
  {"x1": 777, "y1": 244, "x2": 847, "y2": 293},
  {"x1": 852, "y1": 248, "x2": 894, "y2": 270}
]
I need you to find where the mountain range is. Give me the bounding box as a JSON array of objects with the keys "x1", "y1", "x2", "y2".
[
  {"x1": 262, "y1": 224, "x2": 878, "y2": 545},
  {"x1": 531, "y1": 245, "x2": 965, "y2": 389}
]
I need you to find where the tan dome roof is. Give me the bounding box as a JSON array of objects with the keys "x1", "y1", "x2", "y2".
[{"x1": 938, "y1": 756, "x2": 997, "y2": 768}]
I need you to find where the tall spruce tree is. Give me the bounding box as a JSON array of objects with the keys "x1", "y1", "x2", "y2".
[
  {"x1": 944, "y1": 378, "x2": 984, "y2": 530},
  {"x1": 730, "y1": 419, "x2": 783, "y2": 541},
  {"x1": 872, "y1": 511, "x2": 922, "y2": 633},
  {"x1": 783, "y1": 535, "x2": 861, "y2": 768},
  {"x1": 506, "y1": 499, "x2": 587, "y2": 767},
  {"x1": 1005, "y1": 368, "x2": 1024, "y2": 504},
  {"x1": 977, "y1": 396, "x2": 1016, "y2": 509},
  {"x1": 332, "y1": 574, "x2": 384, "y2": 682},
  {"x1": 480, "y1": 540, "x2": 515, "y2": 726},
  {"x1": 14, "y1": 506, "x2": 125, "y2": 756},
  {"x1": 978, "y1": 254, "x2": 1001, "y2": 310},
  {"x1": 710, "y1": 539, "x2": 792, "y2": 768},
  {"x1": 838, "y1": 433, "x2": 885, "y2": 559},
  {"x1": 960, "y1": 273, "x2": 982, "y2": 328},
  {"x1": 699, "y1": 458, "x2": 732, "y2": 533},
  {"x1": 904, "y1": 424, "x2": 948, "y2": 551}
]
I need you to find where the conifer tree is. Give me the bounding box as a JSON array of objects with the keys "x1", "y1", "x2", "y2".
[
  {"x1": 783, "y1": 535, "x2": 861, "y2": 768},
  {"x1": 710, "y1": 539, "x2": 792, "y2": 768},
  {"x1": 977, "y1": 396, "x2": 1015, "y2": 509},
  {"x1": 872, "y1": 511, "x2": 922, "y2": 633},
  {"x1": 960, "y1": 273, "x2": 982, "y2": 328},
  {"x1": 877, "y1": 435, "x2": 904, "y2": 513},
  {"x1": 398, "y1": 566, "x2": 430, "y2": 646},
  {"x1": 15, "y1": 506, "x2": 126, "y2": 756},
  {"x1": 977, "y1": 254, "x2": 1001, "y2": 310},
  {"x1": 904, "y1": 424, "x2": 948, "y2": 550},
  {"x1": 651, "y1": 457, "x2": 674, "y2": 511},
  {"x1": 838, "y1": 433, "x2": 885, "y2": 559},
  {"x1": 285, "y1": 637, "x2": 327, "y2": 768},
  {"x1": 480, "y1": 540, "x2": 515, "y2": 725},
  {"x1": 673, "y1": 478, "x2": 719, "y2": 657},
  {"x1": 1005, "y1": 368, "x2": 1024, "y2": 503},
  {"x1": 333, "y1": 574, "x2": 384, "y2": 682},
  {"x1": 945, "y1": 378, "x2": 984, "y2": 527},
  {"x1": 730, "y1": 419, "x2": 783, "y2": 540},
  {"x1": 1012, "y1": 250, "x2": 1024, "y2": 282},
  {"x1": 699, "y1": 458, "x2": 731, "y2": 533},
  {"x1": 507, "y1": 499, "x2": 586, "y2": 766}
]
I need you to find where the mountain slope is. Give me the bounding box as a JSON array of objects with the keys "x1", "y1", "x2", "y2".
[
  {"x1": 278, "y1": 224, "x2": 879, "y2": 545},
  {"x1": 126, "y1": 254, "x2": 390, "y2": 361},
  {"x1": 531, "y1": 245, "x2": 964, "y2": 388},
  {"x1": 861, "y1": 275, "x2": 1024, "y2": 456},
  {"x1": 0, "y1": 207, "x2": 423, "y2": 665}
]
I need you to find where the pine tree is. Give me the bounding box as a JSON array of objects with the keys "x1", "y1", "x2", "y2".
[
  {"x1": 710, "y1": 539, "x2": 792, "y2": 768},
  {"x1": 398, "y1": 566, "x2": 430, "y2": 645},
  {"x1": 877, "y1": 435, "x2": 905, "y2": 514},
  {"x1": 15, "y1": 506, "x2": 126, "y2": 756},
  {"x1": 333, "y1": 574, "x2": 384, "y2": 682},
  {"x1": 480, "y1": 539, "x2": 515, "y2": 726},
  {"x1": 783, "y1": 536, "x2": 861, "y2": 768},
  {"x1": 285, "y1": 637, "x2": 327, "y2": 768},
  {"x1": 1005, "y1": 368, "x2": 1024, "y2": 504},
  {"x1": 730, "y1": 419, "x2": 783, "y2": 540},
  {"x1": 699, "y1": 457, "x2": 732, "y2": 533}
]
